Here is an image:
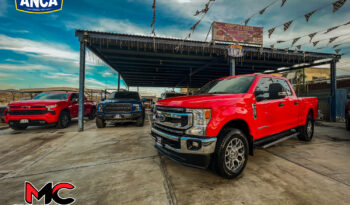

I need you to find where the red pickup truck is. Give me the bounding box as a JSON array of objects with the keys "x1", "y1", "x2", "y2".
[
  {"x1": 6, "y1": 91, "x2": 96, "y2": 130},
  {"x1": 151, "y1": 74, "x2": 318, "y2": 179},
  {"x1": 346, "y1": 93, "x2": 350, "y2": 131}
]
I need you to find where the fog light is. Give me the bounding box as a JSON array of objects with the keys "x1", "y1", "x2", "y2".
[
  {"x1": 192, "y1": 141, "x2": 199, "y2": 148},
  {"x1": 187, "y1": 140, "x2": 201, "y2": 150}
]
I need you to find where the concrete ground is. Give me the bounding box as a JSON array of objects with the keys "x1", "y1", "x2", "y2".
[{"x1": 0, "y1": 115, "x2": 349, "y2": 205}]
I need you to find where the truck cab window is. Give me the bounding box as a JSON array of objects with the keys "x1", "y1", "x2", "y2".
[{"x1": 254, "y1": 78, "x2": 273, "y2": 101}]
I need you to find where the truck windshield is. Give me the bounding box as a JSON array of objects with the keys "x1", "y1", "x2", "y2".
[
  {"x1": 196, "y1": 76, "x2": 256, "y2": 95},
  {"x1": 109, "y1": 92, "x2": 140, "y2": 101},
  {"x1": 33, "y1": 92, "x2": 69, "y2": 100}
]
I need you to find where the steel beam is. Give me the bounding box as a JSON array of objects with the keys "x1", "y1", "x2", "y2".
[
  {"x1": 78, "y1": 38, "x2": 86, "y2": 132},
  {"x1": 230, "y1": 57, "x2": 235, "y2": 76},
  {"x1": 330, "y1": 61, "x2": 337, "y2": 122}
]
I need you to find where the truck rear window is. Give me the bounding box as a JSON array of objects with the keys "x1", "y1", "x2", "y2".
[
  {"x1": 109, "y1": 92, "x2": 140, "y2": 101},
  {"x1": 33, "y1": 93, "x2": 69, "y2": 100},
  {"x1": 196, "y1": 76, "x2": 256, "y2": 95}
]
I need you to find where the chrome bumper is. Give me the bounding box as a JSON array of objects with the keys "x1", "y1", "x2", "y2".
[{"x1": 151, "y1": 127, "x2": 217, "y2": 155}]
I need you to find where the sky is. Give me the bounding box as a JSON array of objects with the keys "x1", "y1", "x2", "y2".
[{"x1": 0, "y1": 0, "x2": 349, "y2": 93}]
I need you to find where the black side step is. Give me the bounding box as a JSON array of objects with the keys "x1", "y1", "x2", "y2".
[{"x1": 254, "y1": 130, "x2": 299, "y2": 149}]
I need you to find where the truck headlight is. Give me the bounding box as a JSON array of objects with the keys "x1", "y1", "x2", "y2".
[
  {"x1": 185, "y1": 109, "x2": 211, "y2": 136},
  {"x1": 98, "y1": 104, "x2": 103, "y2": 112},
  {"x1": 46, "y1": 105, "x2": 57, "y2": 111},
  {"x1": 133, "y1": 104, "x2": 141, "y2": 111}
]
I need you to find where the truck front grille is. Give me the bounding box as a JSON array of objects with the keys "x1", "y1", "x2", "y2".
[
  {"x1": 154, "y1": 106, "x2": 192, "y2": 130},
  {"x1": 9, "y1": 110, "x2": 48, "y2": 115},
  {"x1": 104, "y1": 104, "x2": 132, "y2": 113}
]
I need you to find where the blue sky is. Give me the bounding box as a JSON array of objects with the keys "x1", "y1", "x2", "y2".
[{"x1": 0, "y1": 0, "x2": 349, "y2": 92}]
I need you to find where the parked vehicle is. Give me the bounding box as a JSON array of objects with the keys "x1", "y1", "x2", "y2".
[
  {"x1": 96, "y1": 91, "x2": 145, "y2": 128},
  {"x1": 6, "y1": 92, "x2": 96, "y2": 130},
  {"x1": 161, "y1": 92, "x2": 187, "y2": 99},
  {"x1": 346, "y1": 93, "x2": 350, "y2": 131},
  {"x1": 151, "y1": 74, "x2": 318, "y2": 179},
  {"x1": 0, "y1": 106, "x2": 7, "y2": 123}
]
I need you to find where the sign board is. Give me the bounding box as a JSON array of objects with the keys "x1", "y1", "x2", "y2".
[
  {"x1": 212, "y1": 22, "x2": 263, "y2": 45},
  {"x1": 228, "y1": 45, "x2": 244, "y2": 57}
]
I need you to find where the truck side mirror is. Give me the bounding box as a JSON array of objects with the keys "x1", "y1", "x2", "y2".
[{"x1": 269, "y1": 83, "x2": 284, "y2": 100}]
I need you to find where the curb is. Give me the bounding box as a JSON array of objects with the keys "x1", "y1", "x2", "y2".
[{"x1": 0, "y1": 126, "x2": 8, "y2": 130}]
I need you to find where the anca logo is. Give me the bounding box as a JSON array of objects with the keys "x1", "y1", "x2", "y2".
[
  {"x1": 15, "y1": 0, "x2": 63, "y2": 14},
  {"x1": 25, "y1": 182, "x2": 75, "y2": 204}
]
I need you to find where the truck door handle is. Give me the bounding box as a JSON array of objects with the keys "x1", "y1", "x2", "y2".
[
  {"x1": 294, "y1": 101, "x2": 299, "y2": 105},
  {"x1": 279, "y1": 103, "x2": 284, "y2": 107}
]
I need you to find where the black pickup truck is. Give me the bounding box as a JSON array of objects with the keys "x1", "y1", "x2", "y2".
[{"x1": 96, "y1": 91, "x2": 146, "y2": 127}]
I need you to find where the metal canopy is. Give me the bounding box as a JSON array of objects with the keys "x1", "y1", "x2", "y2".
[{"x1": 75, "y1": 30, "x2": 340, "y2": 88}]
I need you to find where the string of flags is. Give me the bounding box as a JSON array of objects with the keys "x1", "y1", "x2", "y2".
[
  {"x1": 187, "y1": 0, "x2": 215, "y2": 39},
  {"x1": 267, "y1": 0, "x2": 347, "y2": 38},
  {"x1": 244, "y1": 0, "x2": 282, "y2": 25},
  {"x1": 150, "y1": 0, "x2": 156, "y2": 36}
]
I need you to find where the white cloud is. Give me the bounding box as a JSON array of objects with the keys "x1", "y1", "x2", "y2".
[
  {"x1": 102, "y1": 71, "x2": 114, "y2": 77},
  {"x1": 0, "y1": 64, "x2": 54, "y2": 71},
  {"x1": 0, "y1": 73, "x2": 12, "y2": 78}
]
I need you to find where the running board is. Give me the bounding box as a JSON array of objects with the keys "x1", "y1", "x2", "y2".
[{"x1": 257, "y1": 133, "x2": 299, "y2": 149}]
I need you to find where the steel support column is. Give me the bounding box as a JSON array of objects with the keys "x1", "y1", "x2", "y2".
[
  {"x1": 78, "y1": 38, "x2": 86, "y2": 132},
  {"x1": 118, "y1": 73, "x2": 121, "y2": 91},
  {"x1": 330, "y1": 61, "x2": 337, "y2": 122},
  {"x1": 230, "y1": 57, "x2": 235, "y2": 76}
]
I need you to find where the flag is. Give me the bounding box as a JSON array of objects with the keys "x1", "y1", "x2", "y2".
[
  {"x1": 296, "y1": 45, "x2": 302, "y2": 50},
  {"x1": 281, "y1": 0, "x2": 287, "y2": 7},
  {"x1": 270, "y1": 44, "x2": 275, "y2": 49},
  {"x1": 304, "y1": 10, "x2": 316, "y2": 22},
  {"x1": 284, "y1": 47, "x2": 289, "y2": 52},
  {"x1": 313, "y1": 41, "x2": 320, "y2": 46},
  {"x1": 292, "y1": 37, "x2": 301, "y2": 46},
  {"x1": 324, "y1": 26, "x2": 339, "y2": 34},
  {"x1": 329, "y1": 36, "x2": 339, "y2": 44},
  {"x1": 308, "y1": 32, "x2": 317, "y2": 42},
  {"x1": 259, "y1": 6, "x2": 268, "y2": 15},
  {"x1": 284, "y1": 20, "x2": 293, "y2": 31},
  {"x1": 277, "y1": 40, "x2": 286, "y2": 43},
  {"x1": 150, "y1": 0, "x2": 156, "y2": 27},
  {"x1": 268, "y1": 28, "x2": 275, "y2": 38},
  {"x1": 335, "y1": 49, "x2": 342, "y2": 54},
  {"x1": 333, "y1": 44, "x2": 341, "y2": 48},
  {"x1": 333, "y1": 0, "x2": 347, "y2": 13}
]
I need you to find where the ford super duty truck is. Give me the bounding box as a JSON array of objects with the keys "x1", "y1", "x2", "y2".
[
  {"x1": 151, "y1": 74, "x2": 318, "y2": 179},
  {"x1": 6, "y1": 91, "x2": 96, "y2": 130}
]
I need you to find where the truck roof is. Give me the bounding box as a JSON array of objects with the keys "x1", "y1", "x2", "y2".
[{"x1": 218, "y1": 74, "x2": 288, "y2": 81}]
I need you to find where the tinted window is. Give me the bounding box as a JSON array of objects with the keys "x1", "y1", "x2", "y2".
[
  {"x1": 109, "y1": 92, "x2": 140, "y2": 101},
  {"x1": 273, "y1": 79, "x2": 292, "y2": 96},
  {"x1": 255, "y1": 78, "x2": 273, "y2": 101},
  {"x1": 196, "y1": 76, "x2": 256, "y2": 95},
  {"x1": 162, "y1": 93, "x2": 186, "y2": 99},
  {"x1": 70, "y1": 93, "x2": 78, "y2": 101},
  {"x1": 33, "y1": 92, "x2": 69, "y2": 100}
]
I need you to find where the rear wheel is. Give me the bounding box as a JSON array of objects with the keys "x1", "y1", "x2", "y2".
[
  {"x1": 57, "y1": 110, "x2": 71, "y2": 129},
  {"x1": 88, "y1": 107, "x2": 96, "y2": 120},
  {"x1": 214, "y1": 128, "x2": 249, "y2": 179},
  {"x1": 10, "y1": 124, "x2": 28, "y2": 130},
  {"x1": 298, "y1": 113, "x2": 314, "y2": 141},
  {"x1": 136, "y1": 115, "x2": 144, "y2": 127},
  {"x1": 96, "y1": 118, "x2": 106, "y2": 128},
  {"x1": 346, "y1": 112, "x2": 350, "y2": 131}
]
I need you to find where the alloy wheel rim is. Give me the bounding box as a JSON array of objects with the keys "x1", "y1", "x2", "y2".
[
  {"x1": 307, "y1": 120, "x2": 313, "y2": 137},
  {"x1": 224, "y1": 137, "x2": 245, "y2": 172}
]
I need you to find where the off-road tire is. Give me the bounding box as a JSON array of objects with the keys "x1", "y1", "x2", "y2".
[
  {"x1": 298, "y1": 113, "x2": 314, "y2": 141},
  {"x1": 88, "y1": 107, "x2": 96, "y2": 120},
  {"x1": 96, "y1": 118, "x2": 106, "y2": 128},
  {"x1": 136, "y1": 115, "x2": 144, "y2": 127},
  {"x1": 10, "y1": 124, "x2": 28, "y2": 130},
  {"x1": 57, "y1": 110, "x2": 71, "y2": 129},
  {"x1": 213, "y1": 128, "x2": 249, "y2": 179},
  {"x1": 346, "y1": 112, "x2": 350, "y2": 131}
]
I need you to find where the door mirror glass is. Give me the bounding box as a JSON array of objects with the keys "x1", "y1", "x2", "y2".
[{"x1": 269, "y1": 83, "x2": 284, "y2": 99}]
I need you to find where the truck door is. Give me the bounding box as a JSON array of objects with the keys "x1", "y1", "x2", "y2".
[
  {"x1": 254, "y1": 77, "x2": 277, "y2": 139},
  {"x1": 70, "y1": 93, "x2": 79, "y2": 118},
  {"x1": 273, "y1": 78, "x2": 299, "y2": 131}
]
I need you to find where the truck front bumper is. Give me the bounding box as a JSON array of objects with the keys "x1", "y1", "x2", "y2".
[
  {"x1": 6, "y1": 113, "x2": 59, "y2": 125},
  {"x1": 96, "y1": 112, "x2": 142, "y2": 121},
  {"x1": 151, "y1": 127, "x2": 217, "y2": 168}
]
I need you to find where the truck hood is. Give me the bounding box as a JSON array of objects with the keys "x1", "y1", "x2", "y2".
[
  {"x1": 99, "y1": 99, "x2": 141, "y2": 105},
  {"x1": 8, "y1": 99, "x2": 64, "y2": 107},
  {"x1": 156, "y1": 94, "x2": 249, "y2": 108}
]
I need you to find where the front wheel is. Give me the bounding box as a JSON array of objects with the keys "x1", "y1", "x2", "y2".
[
  {"x1": 214, "y1": 128, "x2": 249, "y2": 179},
  {"x1": 96, "y1": 118, "x2": 106, "y2": 128},
  {"x1": 57, "y1": 110, "x2": 71, "y2": 129},
  {"x1": 346, "y1": 112, "x2": 350, "y2": 131},
  {"x1": 88, "y1": 107, "x2": 96, "y2": 120},
  {"x1": 135, "y1": 115, "x2": 144, "y2": 127},
  {"x1": 298, "y1": 114, "x2": 314, "y2": 141}
]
